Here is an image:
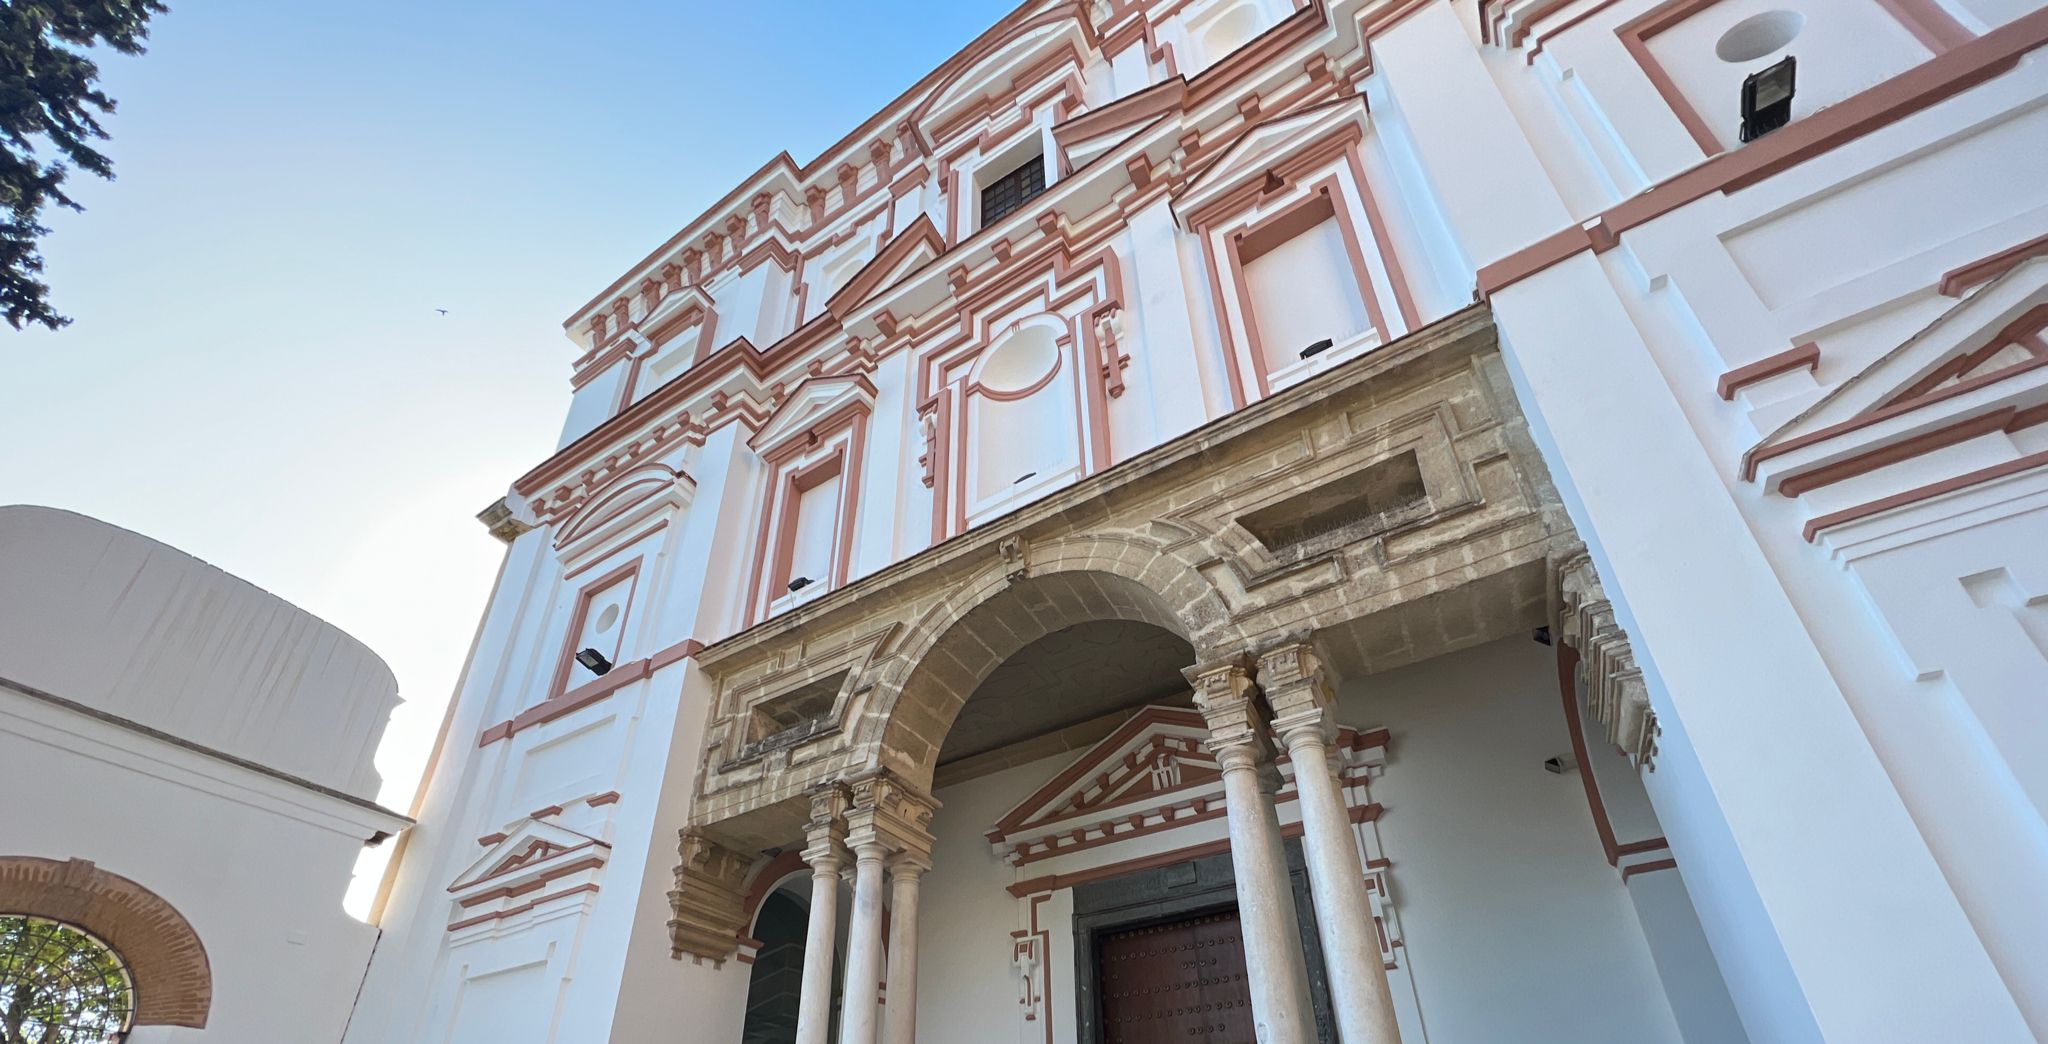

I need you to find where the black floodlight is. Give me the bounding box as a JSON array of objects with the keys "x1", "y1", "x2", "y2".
[
  {"x1": 1740, "y1": 56, "x2": 1796, "y2": 143},
  {"x1": 1299, "y1": 337, "x2": 1335, "y2": 360},
  {"x1": 787, "y1": 576, "x2": 813, "y2": 593},
  {"x1": 1015, "y1": 471, "x2": 1038, "y2": 484},
  {"x1": 575, "y1": 647, "x2": 613, "y2": 675}
]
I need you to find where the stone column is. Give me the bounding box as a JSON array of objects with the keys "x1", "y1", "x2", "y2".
[
  {"x1": 839, "y1": 770, "x2": 939, "y2": 1044},
  {"x1": 837, "y1": 839, "x2": 888, "y2": 1044},
  {"x1": 1187, "y1": 657, "x2": 1317, "y2": 1044},
  {"x1": 1261, "y1": 643, "x2": 1402, "y2": 1044},
  {"x1": 796, "y1": 786, "x2": 850, "y2": 1044},
  {"x1": 882, "y1": 854, "x2": 930, "y2": 1044}
]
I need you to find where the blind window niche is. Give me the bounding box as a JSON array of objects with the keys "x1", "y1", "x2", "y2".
[
  {"x1": 1239, "y1": 194, "x2": 1370, "y2": 377},
  {"x1": 781, "y1": 464, "x2": 843, "y2": 596}
]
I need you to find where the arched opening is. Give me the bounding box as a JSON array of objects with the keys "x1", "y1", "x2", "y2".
[
  {"x1": 0, "y1": 858, "x2": 209, "y2": 1032},
  {"x1": 872, "y1": 561, "x2": 1229, "y2": 788},
  {"x1": 938, "y1": 619, "x2": 1197, "y2": 772},
  {"x1": 736, "y1": 857, "x2": 863, "y2": 1044},
  {"x1": 0, "y1": 916, "x2": 133, "y2": 1044}
]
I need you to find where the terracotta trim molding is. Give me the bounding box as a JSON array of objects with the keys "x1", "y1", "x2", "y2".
[
  {"x1": 1717, "y1": 342, "x2": 1819, "y2": 400},
  {"x1": 1745, "y1": 353, "x2": 2048, "y2": 480},
  {"x1": 1480, "y1": 9, "x2": 2048, "y2": 298},
  {"x1": 1940, "y1": 231, "x2": 2048, "y2": 297},
  {"x1": 1617, "y1": 0, "x2": 1970, "y2": 159},
  {"x1": 447, "y1": 882, "x2": 602, "y2": 933},
  {"x1": 1803, "y1": 447, "x2": 2048, "y2": 541},
  {"x1": 544, "y1": 557, "x2": 643, "y2": 702},
  {"x1": 1619, "y1": 857, "x2": 1679, "y2": 882},
  {"x1": 1776, "y1": 406, "x2": 2022, "y2": 497},
  {"x1": 477, "y1": 636, "x2": 703, "y2": 746},
  {"x1": 1555, "y1": 644, "x2": 1669, "y2": 868}
]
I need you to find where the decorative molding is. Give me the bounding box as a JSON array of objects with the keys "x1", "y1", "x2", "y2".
[
  {"x1": 1556, "y1": 551, "x2": 1659, "y2": 772},
  {"x1": 476, "y1": 497, "x2": 534, "y2": 544},
  {"x1": 668, "y1": 828, "x2": 755, "y2": 964}
]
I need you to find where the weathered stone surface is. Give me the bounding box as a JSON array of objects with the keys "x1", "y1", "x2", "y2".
[{"x1": 684, "y1": 305, "x2": 1573, "y2": 847}]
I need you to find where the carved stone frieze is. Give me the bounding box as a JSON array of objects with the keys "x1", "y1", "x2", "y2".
[{"x1": 1557, "y1": 550, "x2": 1659, "y2": 771}]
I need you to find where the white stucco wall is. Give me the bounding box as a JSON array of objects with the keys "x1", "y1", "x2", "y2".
[{"x1": 905, "y1": 636, "x2": 1688, "y2": 1044}]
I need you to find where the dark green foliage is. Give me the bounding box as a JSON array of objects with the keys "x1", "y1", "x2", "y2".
[
  {"x1": 0, "y1": 916, "x2": 133, "y2": 1044},
  {"x1": 0, "y1": 0, "x2": 167, "y2": 331}
]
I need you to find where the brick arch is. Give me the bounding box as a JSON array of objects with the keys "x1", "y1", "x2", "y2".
[
  {"x1": 0, "y1": 856, "x2": 211, "y2": 1028},
  {"x1": 861, "y1": 533, "x2": 1244, "y2": 788}
]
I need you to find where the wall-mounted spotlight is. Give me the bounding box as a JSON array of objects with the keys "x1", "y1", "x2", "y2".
[
  {"x1": 1740, "y1": 56, "x2": 1796, "y2": 143},
  {"x1": 575, "y1": 647, "x2": 613, "y2": 676},
  {"x1": 1543, "y1": 754, "x2": 1579, "y2": 775},
  {"x1": 1299, "y1": 337, "x2": 1335, "y2": 360},
  {"x1": 787, "y1": 576, "x2": 813, "y2": 593}
]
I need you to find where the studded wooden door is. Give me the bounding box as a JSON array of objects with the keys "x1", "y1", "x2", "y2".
[{"x1": 1096, "y1": 908, "x2": 1255, "y2": 1044}]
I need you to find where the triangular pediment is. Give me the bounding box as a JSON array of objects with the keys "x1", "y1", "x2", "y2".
[
  {"x1": 1175, "y1": 95, "x2": 1368, "y2": 219},
  {"x1": 986, "y1": 704, "x2": 1390, "y2": 867},
  {"x1": 826, "y1": 215, "x2": 946, "y2": 320},
  {"x1": 450, "y1": 820, "x2": 608, "y2": 896},
  {"x1": 988, "y1": 704, "x2": 1214, "y2": 845},
  {"x1": 1748, "y1": 259, "x2": 2048, "y2": 489},
  {"x1": 747, "y1": 373, "x2": 879, "y2": 455}
]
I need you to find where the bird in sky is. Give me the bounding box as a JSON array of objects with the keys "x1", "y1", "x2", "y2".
[{"x1": 435, "y1": 308, "x2": 449, "y2": 316}]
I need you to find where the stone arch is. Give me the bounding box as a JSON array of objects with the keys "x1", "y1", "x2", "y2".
[
  {"x1": 861, "y1": 533, "x2": 1243, "y2": 788},
  {"x1": 0, "y1": 856, "x2": 211, "y2": 1028}
]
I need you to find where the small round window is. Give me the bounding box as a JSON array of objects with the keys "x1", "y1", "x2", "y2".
[
  {"x1": 0, "y1": 915, "x2": 135, "y2": 1044},
  {"x1": 594, "y1": 604, "x2": 621, "y2": 633},
  {"x1": 1716, "y1": 10, "x2": 1804, "y2": 63}
]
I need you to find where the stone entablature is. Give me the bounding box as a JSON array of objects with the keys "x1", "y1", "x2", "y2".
[{"x1": 675, "y1": 304, "x2": 1569, "y2": 884}]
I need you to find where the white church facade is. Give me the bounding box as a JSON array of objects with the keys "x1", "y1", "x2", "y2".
[{"x1": 348, "y1": 0, "x2": 2048, "y2": 1041}]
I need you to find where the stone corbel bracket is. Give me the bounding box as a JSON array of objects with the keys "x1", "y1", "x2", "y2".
[
  {"x1": 1557, "y1": 551, "x2": 1660, "y2": 771},
  {"x1": 668, "y1": 828, "x2": 754, "y2": 965}
]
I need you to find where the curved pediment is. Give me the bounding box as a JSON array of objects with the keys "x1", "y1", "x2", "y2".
[
  {"x1": 915, "y1": 7, "x2": 1089, "y2": 140},
  {"x1": 554, "y1": 462, "x2": 695, "y2": 553}
]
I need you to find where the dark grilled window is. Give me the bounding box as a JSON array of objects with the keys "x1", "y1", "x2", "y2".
[{"x1": 979, "y1": 156, "x2": 1046, "y2": 226}]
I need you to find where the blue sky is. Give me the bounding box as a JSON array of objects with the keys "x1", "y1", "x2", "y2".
[{"x1": 0, "y1": 0, "x2": 1019, "y2": 907}]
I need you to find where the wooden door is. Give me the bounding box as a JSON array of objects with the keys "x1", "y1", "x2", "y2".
[{"x1": 1096, "y1": 908, "x2": 1255, "y2": 1044}]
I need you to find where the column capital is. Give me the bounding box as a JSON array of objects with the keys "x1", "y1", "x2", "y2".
[
  {"x1": 887, "y1": 849, "x2": 933, "y2": 879},
  {"x1": 1186, "y1": 654, "x2": 1281, "y2": 779},
  {"x1": 844, "y1": 768, "x2": 940, "y2": 863},
  {"x1": 802, "y1": 783, "x2": 852, "y2": 870},
  {"x1": 1256, "y1": 641, "x2": 1338, "y2": 727}
]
